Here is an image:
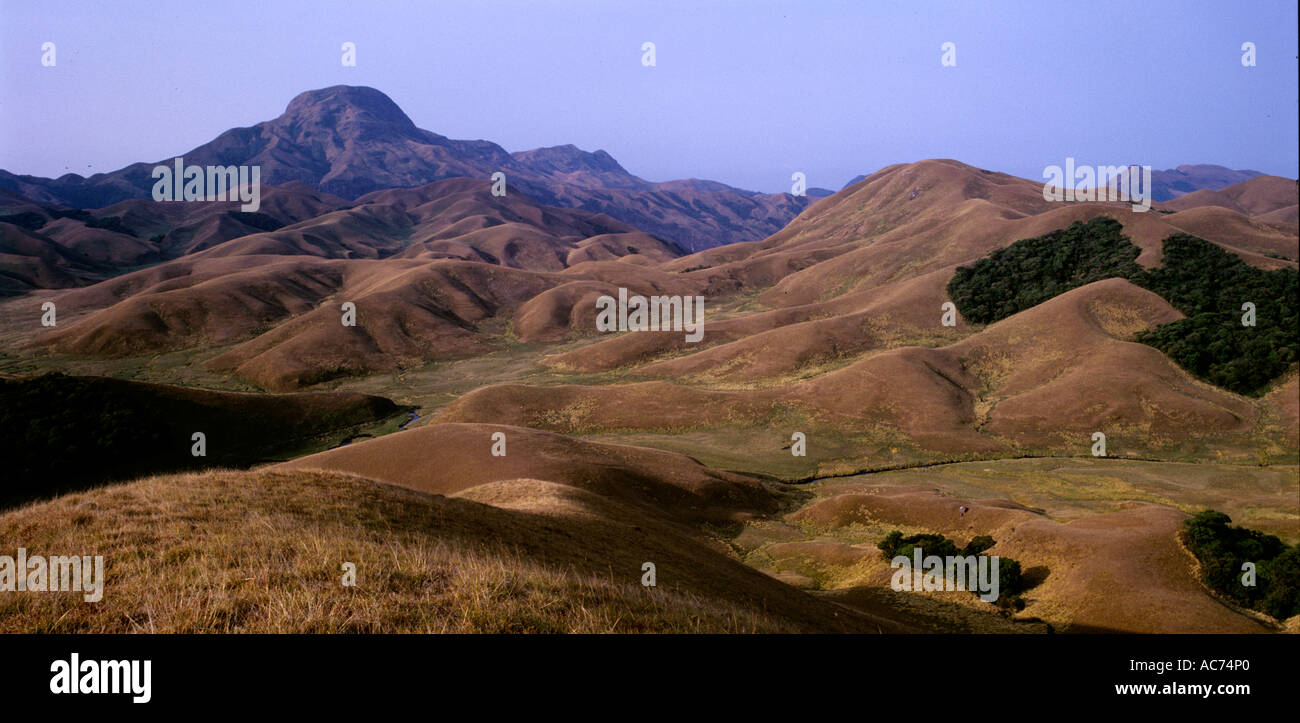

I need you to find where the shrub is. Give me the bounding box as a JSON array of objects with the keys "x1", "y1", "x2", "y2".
[{"x1": 878, "y1": 530, "x2": 1026, "y2": 601}]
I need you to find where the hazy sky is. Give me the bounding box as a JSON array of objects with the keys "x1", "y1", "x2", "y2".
[{"x1": 2, "y1": 0, "x2": 1296, "y2": 193}]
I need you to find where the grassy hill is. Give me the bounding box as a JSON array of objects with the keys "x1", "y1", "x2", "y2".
[{"x1": 0, "y1": 468, "x2": 870, "y2": 633}]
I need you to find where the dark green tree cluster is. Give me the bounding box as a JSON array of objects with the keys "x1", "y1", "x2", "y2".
[
  {"x1": 1183, "y1": 510, "x2": 1299, "y2": 620},
  {"x1": 0, "y1": 373, "x2": 175, "y2": 505},
  {"x1": 227, "y1": 211, "x2": 285, "y2": 233},
  {"x1": 1134, "y1": 235, "x2": 1298, "y2": 396},
  {"x1": 879, "y1": 530, "x2": 994, "y2": 558},
  {"x1": 0, "y1": 372, "x2": 406, "y2": 509},
  {"x1": 878, "y1": 530, "x2": 1025, "y2": 601},
  {"x1": 0, "y1": 208, "x2": 135, "y2": 236},
  {"x1": 946, "y1": 218, "x2": 1298, "y2": 396},
  {"x1": 81, "y1": 214, "x2": 135, "y2": 236},
  {"x1": 0, "y1": 211, "x2": 48, "y2": 231},
  {"x1": 947, "y1": 217, "x2": 1143, "y2": 324}
]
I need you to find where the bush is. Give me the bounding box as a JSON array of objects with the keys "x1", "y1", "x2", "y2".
[{"x1": 878, "y1": 530, "x2": 1026, "y2": 601}]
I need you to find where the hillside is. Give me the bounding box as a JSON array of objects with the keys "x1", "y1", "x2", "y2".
[
  {"x1": 3, "y1": 160, "x2": 1292, "y2": 478},
  {"x1": 20, "y1": 178, "x2": 686, "y2": 388},
  {"x1": 1159, "y1": 175, "x2": 1297, "y2": 218},
  {"x1": 435, "y1": 278, "x2": 1279, "y2": 473},
  {"x1": 279, "y1": 421, "x2": 1288, "y2": 632},
  {"x1": 775, "y1": 475, "x2": 1280, "y2": 633},
  {"x1": 0, "y1": 455, "x2": 914, "y2": 633},
  {"x1": 551, "y1": 164, "x2": 1296, "y2": 384},
  {"x1": 0, "y1": 182, "x2": 355, "y2": 295}
]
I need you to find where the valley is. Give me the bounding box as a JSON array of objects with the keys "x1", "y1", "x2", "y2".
[{"x1": 1, "y1": 87, "x2": 1296, "y2": 635}]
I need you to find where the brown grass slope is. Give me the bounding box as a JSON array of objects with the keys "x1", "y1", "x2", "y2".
[
  {"x1": 0, "y1": 468, "x2": 876, "y2": 633},
  {"x1": 751, "y1": 164, "x2": 1294, "y2": 310},
  {"x1": 563, "y1": 161, "x2": 1295, "y2": 376},
  {"x1": 205, "y1": 260, "x2": 564, "y2": 389},
  {"x1": 22, "y1": 179, "x2": 687, "y2": 387},
  {"x1": 1159, "y1": 205, "x2": 1298, "y2": 260},
  {"x1": 1, "y1": 222, "x2": 107, "y2": 294},
  {"x1": 33, "y1": 257, "x2": 348, "y2": 357},
  {"x1": 634, "y1": 268, "x2": 967, "y2": 381},
  {"x1": 943, "y1": 278, "x2": 1256, "y2": 448},
  {"x1": 275, "y1": 422, "x2": 778, "y2": 525},
  {"x1": 12, "y1": 160, "x2": 1297, "y2": 404},
  {"x1": 539, "y1": 267, "x2": 959, "y2": 374},
  {"x1": 1, "y1": 182, "x2": 355, "y2": 283},
  {"x1": 437, "y1": 279, "x2": 1269, "y2": 461},
  {"x1": 36, "y1": 218, "x2": 155, "y2": 267},
  {"x1": 1158, "y1": 175, "x2": 1298, "y2": 217},
  {"x1": 790, "y1": 483, "x2": 1274, "y2": 633}
]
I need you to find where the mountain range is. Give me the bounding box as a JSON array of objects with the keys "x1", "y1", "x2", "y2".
[
  {"x1": 0, "y1": 86, "x2": 810, "y2": 252},
  {"x1": 843, "y1": 163, "x2": 1268, "y2": 202},
  {"x1": 3, "y1": 87, "x2": 1276, "y2": 252}
]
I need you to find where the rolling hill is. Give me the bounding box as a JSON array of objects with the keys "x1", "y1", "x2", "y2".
[
  {"x1": 0, "y1": 144, "x2": 1295, "y2": 635},
  {"x1": 5, "y1": 161, "x2": 1294, "y2": 457},
  {"x1": 0, "y1": 158, "x2": 1292, "y2": 478},
  {"x1": 434, "y1": 278, "x2": 1277, "y2": 470},
  {"x1": 19, "y1": 177, "x2": 696, "y2": 388}
]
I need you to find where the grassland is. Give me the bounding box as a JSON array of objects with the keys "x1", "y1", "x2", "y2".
[
  {"x1": 0, "y1": 469, "x2": 818, "y2": 633},
  {"x1": 717, "y1": 457, "x2": 1296, "y2": 632}
]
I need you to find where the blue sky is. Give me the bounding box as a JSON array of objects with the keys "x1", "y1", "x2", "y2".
[{"x1": 1, "y1": 0, "x2": 1296, "y2": 192}]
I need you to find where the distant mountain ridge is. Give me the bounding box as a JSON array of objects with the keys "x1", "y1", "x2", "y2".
[
  {"x1": 842, "y1": 163, "x2": 1268, "y2": 200},
  {"x1": 0, "y1": 86, "x2": 809, "y2": 251},
  {"x1": 1151, "y1": 164, "x2": 1264, "y2": 201}
]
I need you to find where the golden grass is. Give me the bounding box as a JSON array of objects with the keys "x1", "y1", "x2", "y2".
[
  {"x1": 711, "y1": 456, "x2": 1300, "y2": 632},
  {"x1": 817, "y1": 457, "x2": 1300, "y2": 542},
  {"x1": 0, "y1": 469, "x2": 808, "y2": 633}
]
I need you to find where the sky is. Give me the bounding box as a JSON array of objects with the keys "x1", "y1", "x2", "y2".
[{"x1": 1, "y1": 0, "x2": 1296, "y2": 193}]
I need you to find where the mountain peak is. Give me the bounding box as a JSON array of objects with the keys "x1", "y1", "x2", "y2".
[
  {"x1": 511, "y1": 144, "x2": 629, "y2": 176},
  {"x1": 281, "y1": 85, "x2": 416, "y2": 130}
]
